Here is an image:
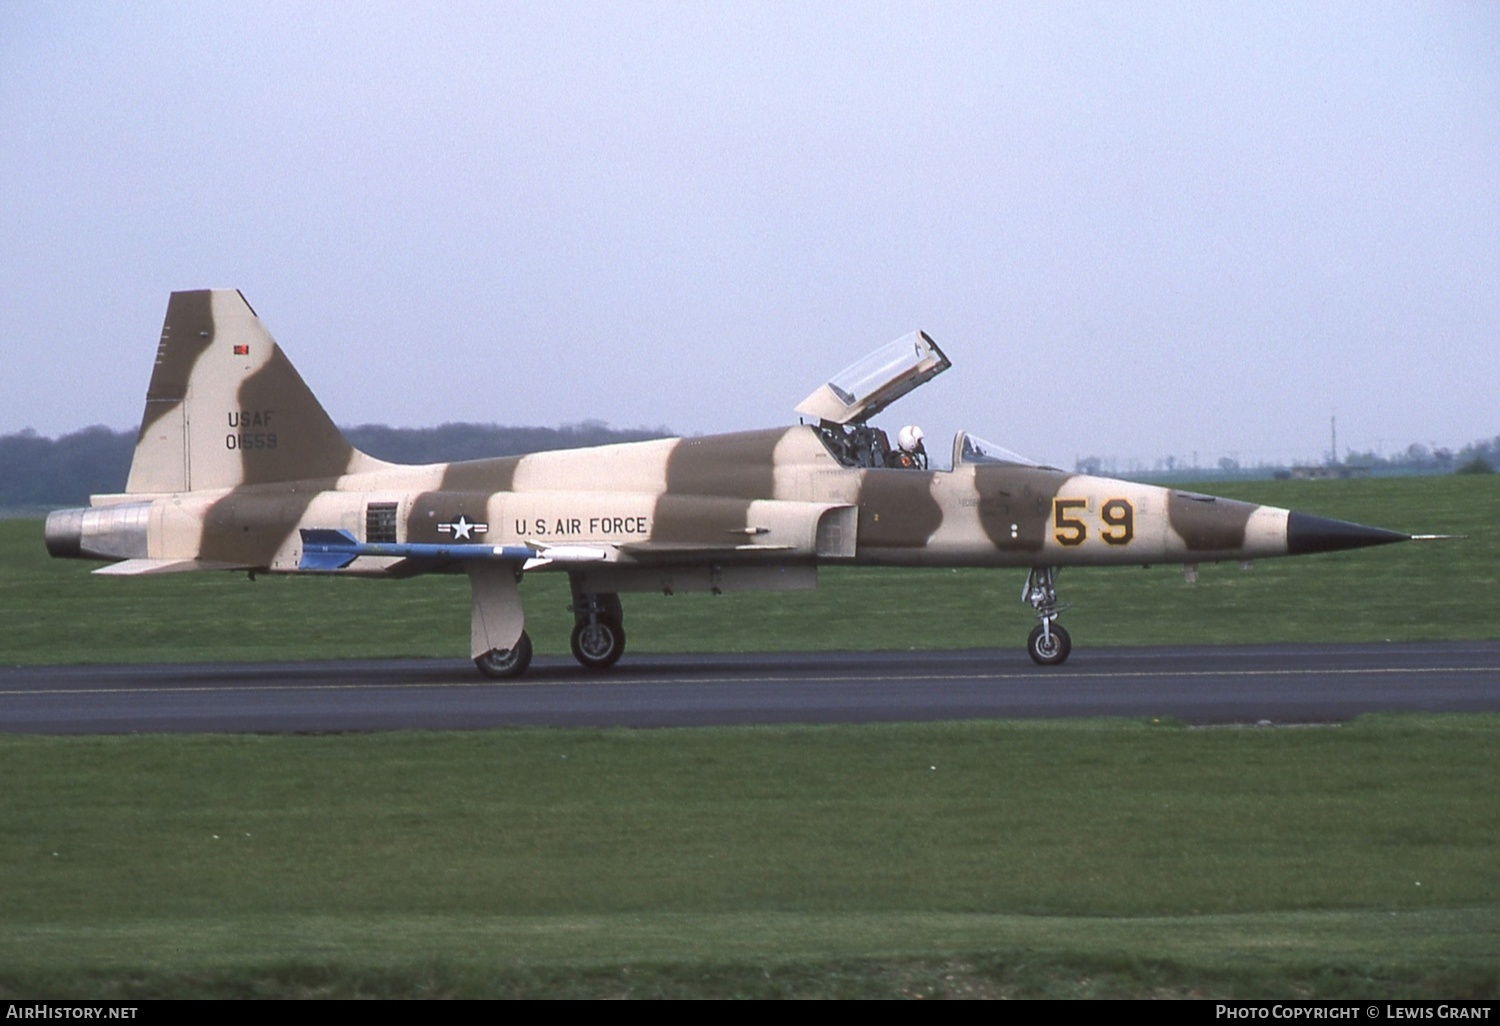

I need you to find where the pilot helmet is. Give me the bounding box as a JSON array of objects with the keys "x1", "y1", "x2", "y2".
[{"x1": 897, "y1": 425, "x2": 925, "y2": 453}]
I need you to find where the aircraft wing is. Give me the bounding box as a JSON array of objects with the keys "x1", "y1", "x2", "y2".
[{"x1": 615, "y1": 541, "x2": 798, "y2": 559}]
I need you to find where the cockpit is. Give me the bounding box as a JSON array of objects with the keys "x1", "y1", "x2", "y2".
[{"x1": 798, "y1": 331, "x2": 1045, "y2": 472}]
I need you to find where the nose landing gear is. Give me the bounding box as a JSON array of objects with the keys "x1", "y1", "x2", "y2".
[{"x1": 1022, "y1": 566, "x2": 1071, "y2": 666}]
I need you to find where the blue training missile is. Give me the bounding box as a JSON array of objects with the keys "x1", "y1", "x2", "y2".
[{"x1": 298, "y1": 529, "x2": 538, "y2": 571}]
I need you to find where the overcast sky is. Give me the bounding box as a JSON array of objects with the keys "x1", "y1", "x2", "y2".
[{"x1": 3, "y1": 2, "x2": 1496, "y2": 468}]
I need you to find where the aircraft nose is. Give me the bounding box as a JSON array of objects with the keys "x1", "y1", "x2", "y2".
[{"x1": 1285, "y1": 511, "x2": 1410, "y2": 556}]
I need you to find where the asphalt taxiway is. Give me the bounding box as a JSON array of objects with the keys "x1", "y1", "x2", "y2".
[{"x1": 2, "y1": 642, "x2": 1498, "y2": 734}]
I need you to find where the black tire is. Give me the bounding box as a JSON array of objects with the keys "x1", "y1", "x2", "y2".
[
  {"x1": 571, "y1": 618, "x2": 626, "y2": 670},
  {"x1": 1026, "y1": 622, "x2": 1071, "y2": 666},
  {"x1": 475, "y1": 630, "x2": 533, "y2": 679}
]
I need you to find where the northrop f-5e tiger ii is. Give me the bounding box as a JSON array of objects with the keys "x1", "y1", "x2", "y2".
[{"x1": 46, "y1": 290, "x2": 1420, "y2": 677}]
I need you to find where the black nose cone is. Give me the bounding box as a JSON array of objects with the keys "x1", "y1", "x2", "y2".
[{"x1": 1286, "y1": 511, "x2": 1410, "y2": 556}]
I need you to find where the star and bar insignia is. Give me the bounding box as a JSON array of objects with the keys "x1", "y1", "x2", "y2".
[{"x1": 437, "y1": 515, "x2": 488, "y2": 541}]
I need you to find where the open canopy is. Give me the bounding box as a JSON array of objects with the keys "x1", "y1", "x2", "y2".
[{"x1": 795, "y1": 331, "x2": 951, "y2": 425}]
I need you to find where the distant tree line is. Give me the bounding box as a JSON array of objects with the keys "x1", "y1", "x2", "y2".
[
  {"x1": 0, "y1": 420, "x2": 672, "y2": 509},
  {"x1": 0, "y1": 427, "x2": 137, "y2": 508},
  {"x1": 1073, "y1": 432, "x2": 1498, "y2": 481},
  {"x1": 1344, "y1": 437, "x2": 1498, "y2": 476}
]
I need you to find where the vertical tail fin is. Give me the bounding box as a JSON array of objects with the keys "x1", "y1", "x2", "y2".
[{"x1": 126, "y1": 289, "x2": 385, "y2": 493}]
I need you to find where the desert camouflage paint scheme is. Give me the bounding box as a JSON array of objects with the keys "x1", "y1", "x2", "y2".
[{"x1": 46, "y1": 290, "x2": 1412, "y2": 675}]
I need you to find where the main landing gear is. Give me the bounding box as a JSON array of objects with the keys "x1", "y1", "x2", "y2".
[
  {"x1": 469, "y1": 564, "x2": 531, "y2": 679},
  {"x1": 570, "y1": 587, "x2": 626, "y2": 670},
  {"x1": 1023, "y1": 566, "x2": 1071, "y2": 666},
  {"x1": 475, "y1": 631, "x2": 533, "y2": 679}
]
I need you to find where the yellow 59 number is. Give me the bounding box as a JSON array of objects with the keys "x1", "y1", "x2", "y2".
[{"x1": 1053, "y1": 498, "x2": 1135, "y2": 547}]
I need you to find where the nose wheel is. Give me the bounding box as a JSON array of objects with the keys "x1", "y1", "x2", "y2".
[
  {"x1": 1026, "y1": 621, "x2": 1071, "y2": 665},
  {"x1": 1022, "y1": 567, "x2": 1072, "y2": 666}
]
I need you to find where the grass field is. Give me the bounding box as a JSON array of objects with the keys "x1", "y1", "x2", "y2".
[
  {"x1": 1, "y1": 717, "x2": 1497, "y2": 998},
  {"x1": 2, "y1": 475, "x2": 1496, "y2": 997},
  {"x1": 3, "y1": 474, "x2": 1497, "y2": 665}
]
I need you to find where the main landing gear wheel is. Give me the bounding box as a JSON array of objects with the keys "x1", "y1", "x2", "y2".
[
  {"x1": 475, "y1": 631, "x2": 533, "y2": 679},
  {"x1": 1027, "y1": 622, "x2": 1071, "y2": 666},
  {"x1": 571, "y1": 618, "x2": 626, "y2": 670},
  {"x1": 568, "y1": 585, "x2": 626, "y2": 671}
]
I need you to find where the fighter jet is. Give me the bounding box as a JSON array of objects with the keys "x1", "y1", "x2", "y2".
[{"x1": 45, "y1": 289, "x2": 1417, "y2": 676}]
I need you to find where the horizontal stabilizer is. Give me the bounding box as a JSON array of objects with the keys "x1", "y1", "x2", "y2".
[{"x1": 93, "y1": 558, "x2": 252, "y2": 575}]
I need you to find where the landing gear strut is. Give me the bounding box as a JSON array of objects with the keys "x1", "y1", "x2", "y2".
[
  {"x1": 1022, "y1": 566, "x2": 1071, "y2": 666},
  {"x1": 569, "y1": 585, "x2": 626, "y2": 670}
]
